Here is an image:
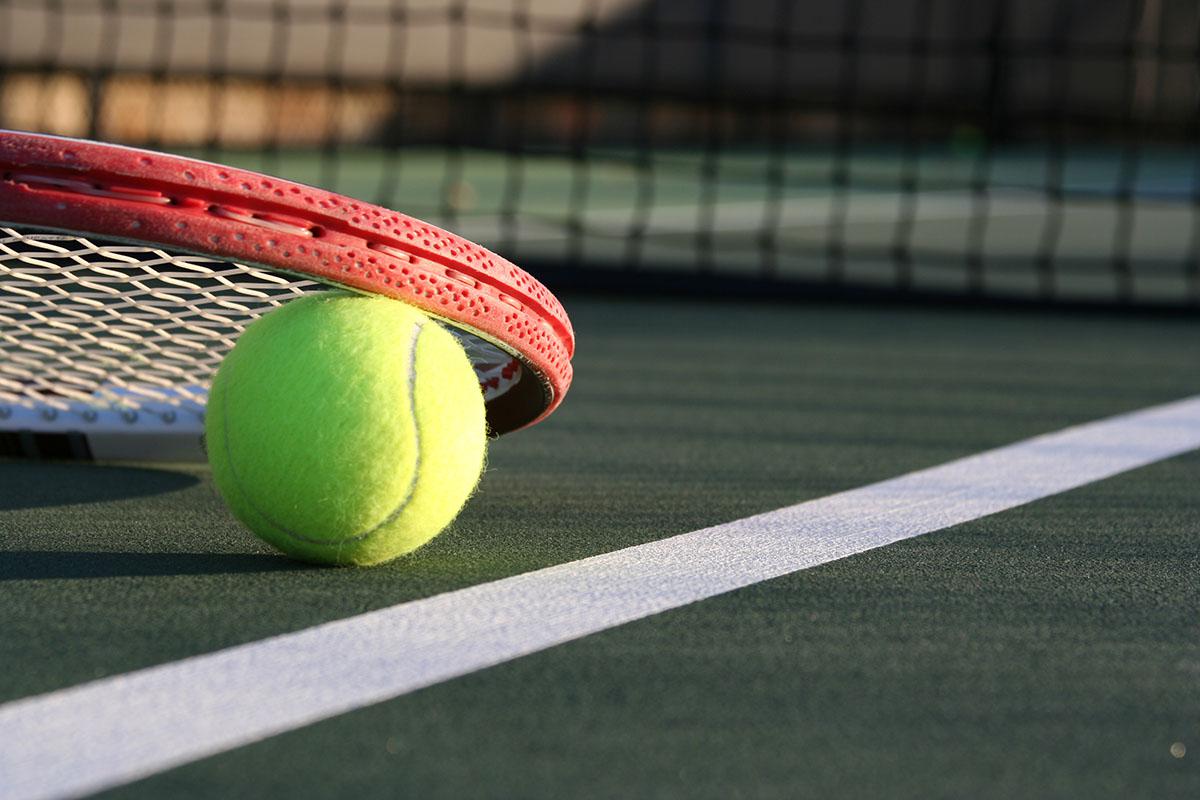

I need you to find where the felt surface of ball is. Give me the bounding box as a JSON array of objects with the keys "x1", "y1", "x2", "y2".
[{"x1": 206, "y1": 292, "x2": 487, "y2": 566}]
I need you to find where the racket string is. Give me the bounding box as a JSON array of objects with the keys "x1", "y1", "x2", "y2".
[{"x1": 0, "y1": 227, "x2": 517, "y2": 425}]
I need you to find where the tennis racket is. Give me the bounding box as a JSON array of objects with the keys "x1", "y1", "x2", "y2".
[{"x1": 0, "y1": 131, "x2": 574, "y2": 462}]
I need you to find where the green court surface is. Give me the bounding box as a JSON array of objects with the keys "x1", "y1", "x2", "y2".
[{"x1": 2, "y1": 297, "x2": 1198, "y2": 798}]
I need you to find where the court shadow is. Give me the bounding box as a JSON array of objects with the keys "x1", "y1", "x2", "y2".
[
  {"x1": 0, "y1": 461, "x2": 199, "y2": 510},
  {"x1": 0, "y1": 550, "x2": 312, "y2": 581}
]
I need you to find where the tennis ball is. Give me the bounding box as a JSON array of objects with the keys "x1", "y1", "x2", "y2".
[{"x1": 205, "y1": 291, "x2": 487, "y2": 566}]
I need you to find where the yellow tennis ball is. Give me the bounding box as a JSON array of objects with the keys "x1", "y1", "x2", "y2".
[{"x1": 205, "y1": 291, "x2": 487, "y2": 566}]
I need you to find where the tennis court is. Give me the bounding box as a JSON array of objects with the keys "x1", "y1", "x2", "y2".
[
  {"x1": 2, "y1": 1, "x2": 1199, "y2": 798},
  {"x1": 4, "y1": 298, "x2": 1199, "y2": 798}
]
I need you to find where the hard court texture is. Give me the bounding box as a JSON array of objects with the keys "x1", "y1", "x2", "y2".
[{"x1": 1, "y1": 296, "x2": 1198, "y2": 799}]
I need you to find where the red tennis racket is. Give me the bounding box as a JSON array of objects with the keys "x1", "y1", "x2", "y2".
[{"x1": 0, "y1": 131, "x2": 574, "y2": 461}]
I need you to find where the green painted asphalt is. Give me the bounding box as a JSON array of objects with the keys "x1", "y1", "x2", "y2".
[{"x1": 2, "y1": 297, "x2": 1198, "y2": 798}]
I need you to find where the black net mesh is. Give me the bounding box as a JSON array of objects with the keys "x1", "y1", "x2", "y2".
[{"x1": 2, "y1": 0, "x2": 1199, "y2": 308}]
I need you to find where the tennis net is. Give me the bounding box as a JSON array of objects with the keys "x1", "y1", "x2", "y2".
[{"x1": 1, "y1": 0, "x2": 1198, "y2": 308}]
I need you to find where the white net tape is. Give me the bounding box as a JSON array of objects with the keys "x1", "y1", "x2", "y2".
[{"x1": 0, "y1": 227, "x2": 516, "y2": 453}]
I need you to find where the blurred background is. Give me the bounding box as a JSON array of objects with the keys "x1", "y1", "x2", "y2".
[{"x1": 2, "y1": 0, "x2": 1199, "y2": 307}]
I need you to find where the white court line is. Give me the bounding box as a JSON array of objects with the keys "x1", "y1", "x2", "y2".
[
  {"x1": 4, "y1": 395, "x2": 1200, "y2": 800},
  {"x1": 452, "y1": 189, "x2": 1045, "y2": 243}
]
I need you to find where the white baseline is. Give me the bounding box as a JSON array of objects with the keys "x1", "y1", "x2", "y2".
[{"x1": 4, "y1": 395, "x2": 1200, "y2": 800}]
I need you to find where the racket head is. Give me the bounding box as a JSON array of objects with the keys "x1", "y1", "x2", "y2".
[{"x1": 0, "y1": 131, "x2": 574, "y2": 460}]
